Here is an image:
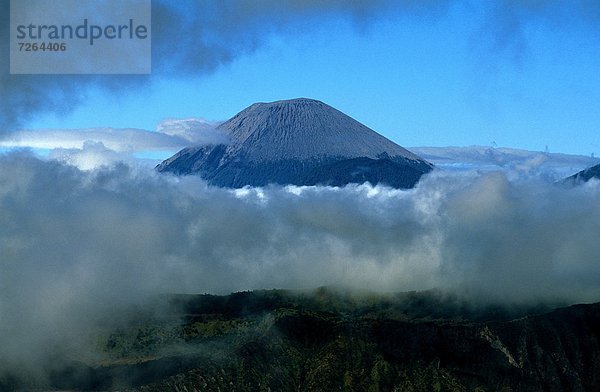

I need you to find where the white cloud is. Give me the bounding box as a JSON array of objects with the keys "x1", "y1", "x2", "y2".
[
  {"x1": 0, "y1": 153, "x2": 599, "y2": 373},
  {"x1": 0, "y1": 119, "x2": 226, "y2": 152},
  {"x1": 0, "y1": 153, "x2": 597, "y2": 303},
  {"x1": 0, "y1": 119, "x2": 228, "y2": 169},
  {"x1": 47, "y1": 141, "x2": 136, "y2": 170},
  {"x1": 156, "y1": 118, "x2": 226, "y2": 144}
]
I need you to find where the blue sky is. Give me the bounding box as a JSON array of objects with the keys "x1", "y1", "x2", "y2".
[{"x1": 16, "y1": 1, "x2": 600, "y2": 156}]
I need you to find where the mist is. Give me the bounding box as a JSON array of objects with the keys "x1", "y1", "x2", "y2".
[{"x1": 0, "y1": 151, "x2": 599, "y2": 374}]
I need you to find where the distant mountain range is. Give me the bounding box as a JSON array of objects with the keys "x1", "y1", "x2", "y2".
[
  {"x1": 157, "y1": 98, "x2": 433, "y2": 188},
  {"x1": 411, "y1": 145, "x2": 600, "y2": 179}
]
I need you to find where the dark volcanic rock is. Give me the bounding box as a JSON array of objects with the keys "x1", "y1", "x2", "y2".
[{"x1": 157, "y1": 98, "x2": 433, "y2": 188}]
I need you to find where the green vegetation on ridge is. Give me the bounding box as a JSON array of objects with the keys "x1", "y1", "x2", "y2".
[{"x1": 1, "y1": 288, "x2": 598, "y2": 391}]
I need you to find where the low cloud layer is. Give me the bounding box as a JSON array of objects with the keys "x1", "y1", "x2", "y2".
[
  {"x1": 411, "y1": 146, "x2": 600, "y2": 181},
  {"x1": 0, "y1": 127, "x2": 182, "y2": 152},
  {"x1": 0, "y1": 152, "x2": 599, "y2": 372},
  {"x1": 0, "y1": 119, "x2": 224, "y2": 151},
  {"x1": 0, "y1": 119, "x2": 226, "y2": 169},
  {"x1": 2, "y1": 124, "x2": 597, "y2": 177}
]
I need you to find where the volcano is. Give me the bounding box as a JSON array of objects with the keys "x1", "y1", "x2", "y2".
[{"x1": 157, "y1": 98, "x2": 433, "y2": 188}]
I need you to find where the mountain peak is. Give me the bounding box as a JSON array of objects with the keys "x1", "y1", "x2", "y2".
[
  {"x1": 157, "y1": 99, "x2": 433, "y2": 188},
  {"x1": 255, "y1": 97, "x2": 324, "y2": 105},
  {"x1": 222, "y1": 97, "x2": 423, "y2": 162},
  {"x1": 242, "y1": 98, "x2": 326, "y2": 114}
]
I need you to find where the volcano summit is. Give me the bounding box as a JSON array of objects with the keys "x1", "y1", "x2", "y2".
[{"x1": 157, "y1": 98, "x2": 433, "y2": 188}]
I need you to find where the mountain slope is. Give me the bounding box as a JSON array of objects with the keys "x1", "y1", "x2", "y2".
[
  {"x1": 563, "y1": 163, "x2": 600, "y2": 184},
  {"x1": 157, "y1": 98, "x2": 433, "y2": 188}
]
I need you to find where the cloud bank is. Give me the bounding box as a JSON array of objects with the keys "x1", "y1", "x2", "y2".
[
  {"x1": 0, "y1": 152, "x2": 599, "y2": 373},
  {"x1": 0, "y1": 119, "x2": 224, "y2": 151},
  {"x1": 0, "y1": 119, "x2": 226, "y2": 169},
  {"x1": 0, "y1": 127, "x2": 184, "y2": 152},
  {"x1": 2, "y1": 123, "x2": 596, "y2": 176}
]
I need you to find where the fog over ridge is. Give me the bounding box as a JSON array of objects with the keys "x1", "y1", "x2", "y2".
[
  {"x1": 0, "y1": 151, "x2": 599, "y2": 373},
  {"x1": 1, "y1": 151, "x2": 598, "y2": 298}
]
